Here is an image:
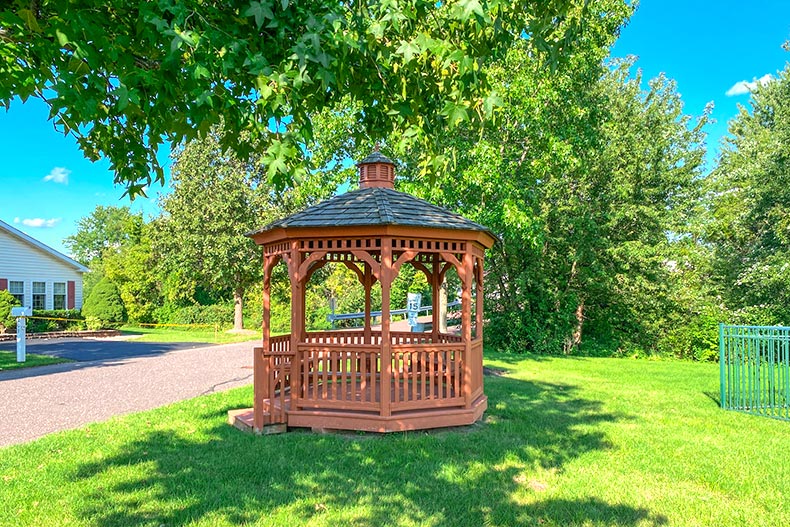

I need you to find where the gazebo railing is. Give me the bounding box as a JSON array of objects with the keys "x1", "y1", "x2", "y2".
[
  {"x1": 297, "y1": 344, "x2": 382, "y2": 411},
  {"x1": 260, "y1": 330, "x2": 471, "y2": 422},
  {"x1": 258, "y1": 334, "x2": 293, "y2": 424},
  {"x1": 303, "y1": 331, "x2": 382, "y2": 346},
  {"x1": 391, "y1": 342, "x2": 464, "y2": 411}
]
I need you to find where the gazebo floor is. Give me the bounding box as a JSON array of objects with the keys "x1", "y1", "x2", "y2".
[{"x1": 229, "y1": 389, "x2": 487, "y2": 434}]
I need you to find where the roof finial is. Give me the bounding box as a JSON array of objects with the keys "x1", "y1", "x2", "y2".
[{"x1": 373, "y1": 142, "x2": 380, "y2": 152}]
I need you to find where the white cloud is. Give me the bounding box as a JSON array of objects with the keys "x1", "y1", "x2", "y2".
[
  {"x1": 43, "y1": 166, "x2": 71, "y2": 184},
  {"x1": 19, "y1": 218, "x2": 62, "y2": 228},
  {"x1": 726, "y1": 74, "x2": 773, "y2": 96}
]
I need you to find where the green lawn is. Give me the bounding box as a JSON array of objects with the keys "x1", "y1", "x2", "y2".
[
  {"x1": 120, "y1": 325, "x2": 260, "y2": 344},
  {"x1": 1, "y1": 353, "x2": 787, "y2": 526},
  {"x1": 0, "y1": 351, "x2": 71, "y2": 371}
]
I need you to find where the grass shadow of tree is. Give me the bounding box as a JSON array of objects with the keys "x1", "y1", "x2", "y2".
[{"x1": 69, "y1": 374, "x2": 667, "y2": 526}]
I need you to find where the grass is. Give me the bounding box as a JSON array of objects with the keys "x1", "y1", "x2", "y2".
[
  {"x1": 120, "y1": 325, "x2": 259, "y2": 344},
  {"x1": 0, "y1": 351, "x2": 71, "y2": 371},
  {"x1": 1, "y1": 352, "x2": 788, "y2": 526}
]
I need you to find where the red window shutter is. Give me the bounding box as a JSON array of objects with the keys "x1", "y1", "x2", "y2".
[
  {"x1": 67, "y1": 281, "x2": 76, "y2": 309},
  {"x1": 0, "y1": 279, "x2": 7, "y2": 291}
]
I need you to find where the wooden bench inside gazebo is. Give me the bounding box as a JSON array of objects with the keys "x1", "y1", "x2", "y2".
[{"x1": 229, "y1": 150, "x2": 496, "y2": 433}]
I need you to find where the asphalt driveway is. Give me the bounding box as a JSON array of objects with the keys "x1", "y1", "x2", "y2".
[
  {"x1": 0, "y1": 338, "x2": 258, "y2": 447},
  {"x1": 0, "y1": 337, "x2": 213, "y2": 362}
]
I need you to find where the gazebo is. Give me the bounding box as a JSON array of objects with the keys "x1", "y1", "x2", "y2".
[{"x1": 230, "y1": 151, "x2": 496, "y2": 433}]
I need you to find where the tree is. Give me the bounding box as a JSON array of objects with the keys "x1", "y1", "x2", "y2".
[
  {"x1": 64, "y1": 206, "x2": 143, "y2": 266},
  {"x1": 156, "y1": 132, "x2": 263, "y2": 330},
  {"x1": 0, "y1": 289, "x2": 21, "y2": 334},
  {"x1": 706, "y1": 65, "x2": 790, "y2": 325},
  {"x1": 0, "y1": 1, "x2": 590, "y2": 196},
  {"x1": 101, "y1": 223, "x2": 163, "y2": 323},
  {"x1": 65, "y1": 205, "x2": 149, "y2": 312},
  {"x1": 156, "y1": 127, "x2": 337, "y2": 330},
  {"x1": 82, "y1": 277, "x2": 127, "y2": 328},
  {"x1": 310, "y1": 0, "x2": 711, "y2": 355}
]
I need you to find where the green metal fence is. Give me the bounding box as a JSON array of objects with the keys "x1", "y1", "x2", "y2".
[{"x1": 719, "y1": 324, "x2": 790, "y2": 420}]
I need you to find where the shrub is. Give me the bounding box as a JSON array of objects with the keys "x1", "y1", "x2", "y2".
[
  {"x1": 28, "y1": 310, "x2": 85, "y2": 333},
  {"x1": 82, "y1": 278, "x2": 127, "y2": 329},
  {"x1": 170, "y1": 304, "x2": 233, "y2": 327},
  {"x1": 154, "y1": 302, "x2": 234, "y2": 329},
  {"x1": 84, "y1": 316, "x2": 103, "y2": 331},
  {"x1": 0, "y1": 290, "x2": 20, "y2": 333}
]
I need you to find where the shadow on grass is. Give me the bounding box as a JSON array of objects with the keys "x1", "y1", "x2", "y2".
[
  {"x1": 69, "y1": 374, "x2": 666, "y2": 527},
  {"x1": 703, "y1": 391, "x2": 721, "y2": 407}
]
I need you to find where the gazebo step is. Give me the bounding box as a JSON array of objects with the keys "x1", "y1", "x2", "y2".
[{"x1": 227, "y1": 408, "x2": 287, "y2": 435}]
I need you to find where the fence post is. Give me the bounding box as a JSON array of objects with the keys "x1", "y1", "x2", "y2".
[{"x1": 719, "y1": 323, "x2": 726, "y2": 409}]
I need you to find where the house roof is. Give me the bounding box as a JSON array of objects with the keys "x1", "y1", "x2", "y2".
[
  {"x1": 250, "y1": 186, "x2": 493, "y2": 236},
  {"x1": 0, "y1": 219, "x2": 89, "y2": 273}
]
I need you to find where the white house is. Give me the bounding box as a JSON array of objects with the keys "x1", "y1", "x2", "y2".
[{"x1": 0, "y1": 219, "x2": 89, "y2": 310}]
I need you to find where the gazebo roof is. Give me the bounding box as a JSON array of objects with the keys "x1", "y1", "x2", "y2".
[{"x1": 252, "y1": 186, "x2": 492, "y2": 235}]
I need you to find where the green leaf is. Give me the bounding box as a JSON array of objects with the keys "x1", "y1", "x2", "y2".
[
  {"x1": 442, "y1": 101, "x2": 469, "y2": 126},
  {"x1": 244, "y1": 1, "x2": 274, "y2": 29},
  {"x1": 17, "y1": 9, "x2": 40, "y2": 32},
  {"x1": 55, "y1": 29, "x2": 69, "y2": 47},
  {"x1": 194, "y1": 64, "x2": 211, "y2": 79},
  {"x1": 116, "y1": 85, "x2": 129, "y2": 111},
  {"x1": 482, "y1": 91, "x2": 503, "y2": 116},
  {"x1": 455, "y1": 0, "x2": 485, "y2": 20},
  {"x1": 396, "y1": 40, "x2": 420, "y2": 63}
]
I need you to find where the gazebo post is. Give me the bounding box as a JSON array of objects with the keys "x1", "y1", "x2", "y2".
[
  {"x1": 253, "y1": 256, "x2": 275, "y2": 429},
  {"x1": 461, "y1": 251, "x2": 474, "y2": 409},
  {"x1": 475, "y1": 258, "x2": 484, "y2": 339},
  {"x1": 288, "y1": 241, "x2": 303, "y2": 410},
  {"x1": 431, "y1": 259, "x2": 440, "y2": 342},
  {"x1": 380, "y1": 239, "x2": 393, "y2": 417},
  {"x1": 363, "y1": 264, "x2": 372, "y2": 345}
]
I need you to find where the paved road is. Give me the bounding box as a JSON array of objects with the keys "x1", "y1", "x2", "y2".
[
  {"x1": 0, "y1": 337, "x2": 210, "y2": 361},
  {"x1": 0, "y1": 339, "x2": 258, "y2": 447}
]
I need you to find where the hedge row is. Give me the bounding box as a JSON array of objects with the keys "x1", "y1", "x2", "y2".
[{"x1": 28, "y1": 310, "x2": 86, "y2": 333}]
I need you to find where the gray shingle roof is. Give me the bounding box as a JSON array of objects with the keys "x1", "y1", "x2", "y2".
[
  {"x1": 357, "y1": 151, "x2": 394, "y2": 165},
  {"x1": 252, "y1": 187, "x2": 491, "y2": 234}
]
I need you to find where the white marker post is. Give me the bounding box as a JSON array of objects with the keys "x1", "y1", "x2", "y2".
[{"x1": 11, "y1": 306, "x2": 31, "y2": 363}]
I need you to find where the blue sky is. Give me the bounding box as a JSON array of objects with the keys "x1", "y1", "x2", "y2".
[{"x1": 2, "y1": 0, "x2": 789, "y2": 255}]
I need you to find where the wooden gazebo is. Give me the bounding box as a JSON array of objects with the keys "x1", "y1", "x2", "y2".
[{"x1": 230, "y1": 151, "x2": 496, "y2": 433}]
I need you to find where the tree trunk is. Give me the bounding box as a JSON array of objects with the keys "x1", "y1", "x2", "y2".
[
  {"x1": 566, "y1": 300, "x2": 585, "y2": 353},
  {"x1": 233, "y1": 287, "x2": 244, "y2": 331}
]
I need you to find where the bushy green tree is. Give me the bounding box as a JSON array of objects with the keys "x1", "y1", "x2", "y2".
[
  {"x1": 66, "y1": 206, "x2": 162, "y2": 322},
  {"x1": 82, "y1": 278, "x2": 128, "y2": 329},
  {"x1": 309, "y1": 0, "x2": 711, "y2": 356},
  {"x1": 156, "y1": 125, "x2": 341, "y2": 330},
  {"x1": 102, "y1": 224, "x2": 163, "y2": 323},
  {"x1": 706, "y1": 65, "x2": 790, "y2": 325},
  {"x1": 64, "y1": 206, "x2": 143, "y2": 266},
  {"x1": 156, "y1": 132, "x2": 264, "y2": 330},
  {"x1": 0, "y1": 289, "x2": 21, "y2": 334}
]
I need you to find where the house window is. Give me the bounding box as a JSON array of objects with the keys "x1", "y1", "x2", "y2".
[
  {"x1": 9, "y1": 281, "x2": 24, "y2": 305},
  {"x1": 54, "y1": 282, "x2": 66, "y2": 310},
  {"x1": 32, "y1": 282, "x2": 46, "y2": 310}
]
